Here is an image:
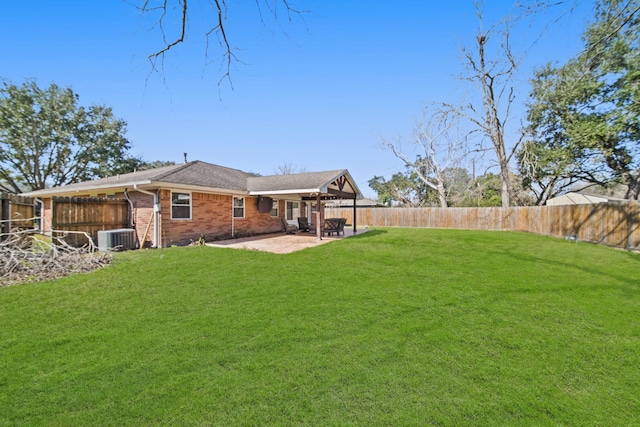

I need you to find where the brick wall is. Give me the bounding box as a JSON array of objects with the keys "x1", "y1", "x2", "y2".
[
  {"x1": 232, "y1": 196, "x2": 285, "y2": 238},
  {"x1": 157, "y1": 191, "x2": 284, "y2": 246},
  {"x1": 158, "y1": 190, "x2": 227, "y2": 246},
  {"x1": 125, "y1": 191, "x2": 155, "y2": 248},
  {"x1": 39, "y1": 190, "x2": 293, "y2": 248},
  {"x1": 41, "y1": 198, "x2": 52, "y2": 233}
]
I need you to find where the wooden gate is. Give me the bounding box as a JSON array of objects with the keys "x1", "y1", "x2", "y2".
[
  {"x1": 0, "y1": 192, "x2": 35, "y2": 239},
  {"x1": 52, "y1": 197, "x2": 130, "y2": 246}
]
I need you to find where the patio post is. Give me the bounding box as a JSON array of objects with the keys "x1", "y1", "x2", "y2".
[
  {"x1": 316, "y1": 193, "x2": 322, "y2": 241},
  {"x1": 352, "y1": 194, "x2": 357, "y2": 233}
]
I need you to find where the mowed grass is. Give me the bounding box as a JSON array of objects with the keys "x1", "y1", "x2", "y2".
[{"x1": 1, "y1": 228, "x2": 639, "y2": 426}]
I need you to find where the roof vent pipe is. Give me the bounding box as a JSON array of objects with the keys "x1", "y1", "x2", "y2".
[{"x1": 183, "y1": 152, "x2": 188, "y2": 163}]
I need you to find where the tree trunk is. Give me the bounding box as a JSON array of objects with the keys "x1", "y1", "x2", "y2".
[
  {"x1": 437, "y1": 180, "x2": 448, "y2": 208},
  {"x1": 623, "y1": 173, "x2": 640, "y2": 200},
  {"x1": 475, "y1": 33, "x2": 513, "y2": 208}
]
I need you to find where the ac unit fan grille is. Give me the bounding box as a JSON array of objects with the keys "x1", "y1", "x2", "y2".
[{"x1": 97, "y1": 229, "x2": 136, "y2": 251}]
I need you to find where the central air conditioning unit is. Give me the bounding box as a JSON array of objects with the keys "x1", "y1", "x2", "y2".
[{"x1": 97, "y1": 228, "x2": 136, "y2": 251}]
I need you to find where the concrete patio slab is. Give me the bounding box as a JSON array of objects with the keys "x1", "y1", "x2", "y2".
[{"x1": 206, "y1": 228, "x2": 367, "y2": 254}]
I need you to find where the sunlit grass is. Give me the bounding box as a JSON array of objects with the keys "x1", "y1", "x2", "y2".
[{"x1": 1, "y1": 228, "x2": 639, "y2": 425}]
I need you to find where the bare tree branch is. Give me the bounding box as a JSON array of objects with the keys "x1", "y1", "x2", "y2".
[
  {"x1": 0, "y1": 227, "x2": 111, "y2": 287},
  {"x1": 139, "y1": 0, "x2": 307, "y2": 88},
  {"x1": 381, "y1": 107, "x2": 472, "y2": 208}
]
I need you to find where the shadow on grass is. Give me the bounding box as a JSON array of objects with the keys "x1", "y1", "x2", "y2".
[
  {"x1": 351, "y1": 229, "x2": 387, "y2": 239},
  {"x1": 488, "y1": 241, "x2": 640, "y2": 289}
]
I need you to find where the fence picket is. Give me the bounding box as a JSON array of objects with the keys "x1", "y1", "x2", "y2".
[
  {"x1": 326, "y1": 202, "x2": 640, "y2": 251},
  {"x1": 1, "y1": 193, "x2": 35, "y2": 238}
]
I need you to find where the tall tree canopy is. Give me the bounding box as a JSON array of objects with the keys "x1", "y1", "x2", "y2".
[
  {"x1": 521, "y1": 0, "x2": 640, "y2": 202},
  {"x1": 0, "y1": 81, "x2": 138, "y2": 193}
]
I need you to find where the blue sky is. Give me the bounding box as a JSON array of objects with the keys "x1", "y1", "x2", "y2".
[{"x1": 1, "y1": 1, "x2": 593, "y2": 197}]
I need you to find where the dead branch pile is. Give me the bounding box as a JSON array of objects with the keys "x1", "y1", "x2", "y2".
[{"x1": 0, "y1": 229, "x2": 112, "y2": 287}]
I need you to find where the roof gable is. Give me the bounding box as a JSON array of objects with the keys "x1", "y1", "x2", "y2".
[
  {"x1": 247, "y1": 170, "x2": 361, "y2": 198},
  {"x1": 247, "y1": 170, "x2": 344, "y2": 192}
]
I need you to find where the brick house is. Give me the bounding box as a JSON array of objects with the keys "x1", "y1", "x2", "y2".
[{"x1": 22, "y1": 160, "x2": 362, "y2": 248}]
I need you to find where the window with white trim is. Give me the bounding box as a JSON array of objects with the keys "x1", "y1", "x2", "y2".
[
  {"x1": 171, "y1": 192, "x2": 191, "y2": 219},
  {"x1": 233, "y1": 196, "x2": 245, "y2": 218},
  {"x1": 270, "y1": 199, "x2": 279, "y2": 217}
]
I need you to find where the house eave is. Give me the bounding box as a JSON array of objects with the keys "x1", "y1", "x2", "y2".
[
  {"x1": 249, "y1": 188, "x2": 324, "y2": 196},
  {"x1": 22, "y1": 180, "x2": 249, "y2": 199},
  {"x1": 21, "y1": 180, "x2": 154, "y2": 198}
]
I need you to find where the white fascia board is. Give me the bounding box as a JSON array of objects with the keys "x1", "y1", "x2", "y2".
[
  {"x1": 21, "y1": 180, "x2": 153, "y2": 197},
  {"x1": 23, "y1": 181, "x2": 249, "y2": 198},
  {"x1": 249, "y1": 189, "x2": 322, "y2": 196}
]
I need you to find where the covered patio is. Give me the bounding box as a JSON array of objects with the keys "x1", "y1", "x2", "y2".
[{"x1": 247, "y1": 170, "x2": 363, "y2": 240}]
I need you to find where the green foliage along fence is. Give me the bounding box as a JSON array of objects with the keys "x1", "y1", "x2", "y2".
[
  {"x1": 0, "y1": 193, "x2": 35, "y2": 238},
  {"x1": 326, "y1": 202, "x2": 640, "y2": 250},
  {"x1": 52, "y1": 197, "x2": 130, "y2": 246}
]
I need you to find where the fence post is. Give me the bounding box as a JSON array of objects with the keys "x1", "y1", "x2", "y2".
[
  {"x1": 0, "y1": 193, "x2": 9, "y2": 239},
  {"x1": 628, "y1": 202, "x2": 639, "y2": 250}
]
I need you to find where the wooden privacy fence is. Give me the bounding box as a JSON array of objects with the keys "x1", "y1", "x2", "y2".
[
  {"x1": 52, "y1": 197, "x2": 130, "y2": 246},
  {"x1": 1, "y1": 193, "x2": 35, "y2": 238},
  {"x1": 326, "y1": 202, "x2": 640, "y2": 250}
]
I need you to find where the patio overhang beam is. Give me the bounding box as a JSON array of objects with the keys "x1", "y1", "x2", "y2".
[
  {"x1": 301, "y1": 195, "x2": 339, "y2": 201},
  {"x1": 327, "y1": 188, "x2": 357, "y2": 198},
  {"x1": 300, "y1": 190, "x2": 356, "y2": 202}
]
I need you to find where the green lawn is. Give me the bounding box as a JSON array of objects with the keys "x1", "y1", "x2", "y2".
[{"x1": 1, "y1": 228, "x2": 639, "y2": 426}]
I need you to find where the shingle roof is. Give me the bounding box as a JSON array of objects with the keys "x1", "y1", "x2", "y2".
[
  {"x1": 21, "y1": 161, "x2": 362, "y2": 198},
  {"x1": 22, "y1": 163, "x2": 181, "y2": 196},
  {"x1": 247, "y1": 170, "x2": 347, "y2": 193},
  {"x1": 22, "y1": 161, "x2": 256, "y2": 197},
  {"x1": 153, "y1": 161, "x2": 255, "y2": 191}
]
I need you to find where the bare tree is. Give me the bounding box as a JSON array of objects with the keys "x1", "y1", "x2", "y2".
[
  {"x1": 275, "y1": 162, "x2": 306, "y2": 175},
  {"x1": 139, "y1": 0, "x2": 307, "y2": 86},
  {"x1": 381, "y1": 108, "x2": 470, "y2": 208},
  {"x1": 444, "y1": 1, "x2": 524, "y2": 208}
]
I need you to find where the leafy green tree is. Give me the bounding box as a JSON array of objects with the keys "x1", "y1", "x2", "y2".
[
  {"x1": 441, "y1": 167, "x2": 474, "y2": 206},
  {"x1": 370, "y1": 167, "x2": 478, "y2": 207},
  {"x1": 522, "y1": 0, "x2": 640, "y2": 201},
  {"x1": 472, "y1": 173, "x2": 504, "y2": 207},
  {"x1": 0, "y1": 81, "x2": 137, "y2": 193},
  {"x1": 369, "y1": 172, "x2": 428, "y2": 207},
  {"x1": 136, "y1": 160, "x2": 177, "y2": 171},
  {"x1": 369, "y1": 168, "x2": 533, "y2": 207}
]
